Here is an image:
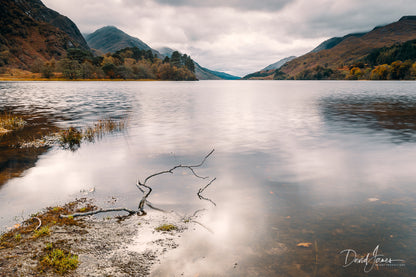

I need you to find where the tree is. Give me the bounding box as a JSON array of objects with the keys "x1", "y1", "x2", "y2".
[
  {"x1": 101, "y1": 63, "x2": 117, "y2": 79},
  {"x1": 184, "y1": 55, "x2": 195, "y2": 72},
  {"x1": 170, "y1": 51, "x2": 182, "y2": 68},
  {"x1": 80, "y1": 62, "x2": 95, "y2": 79},
  {"x1": 66, "y1": 48, "x2": 93, "y2": 64},
  {"x1": 41, "y1": 61, "x2": 55, "y2": 78},
  {"x1": 348, "y1": 67, "x2": 363, "y2": 80},
  {"x1": 370, "y1": 64, "x2": 390, "y2": 80},
  {"x1": 59, "y1": 58, "x2": 81, "y2": 79}
]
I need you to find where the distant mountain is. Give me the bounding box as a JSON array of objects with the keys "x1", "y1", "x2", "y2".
[
  {"x1": 199, "y1": 66, "x2": 240, "y2": 80},
  {"x1": 85, "y1": 26, "x2": 160, "y2": 57},
  {"x1": 157, "y1": 47, "x2": 239, "y2": 80},
  {"x1": 157, "y1": 47, "x2": 175, "y2": 57},
  {"x1": 194, "y1": 63, "x2": 222, "y2": 80},
  {"x1": 0, "y1": 0, "x2": 89, "y2": 69},
  {"x1": 242, "y1": 56, "x2": 296, "y2": 80},
  {"x1": 262, "y1": 56, "x2": 297, "y2": 71}
]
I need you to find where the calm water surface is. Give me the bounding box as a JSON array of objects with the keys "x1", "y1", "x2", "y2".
[{"x1": 1, "y1": 80, "x2": 416, "y2": 276}]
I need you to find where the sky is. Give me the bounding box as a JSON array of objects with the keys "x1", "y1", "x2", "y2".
[{"x1": 43, "y1": 0, "x2": 416, "y2": 77}]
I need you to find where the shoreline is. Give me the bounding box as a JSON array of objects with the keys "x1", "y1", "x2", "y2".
[
  {"x1": 0, "y1": 77, "x2": 159, "y2": 82},
  {"x1": 0, "y1": 199, "x2": 187, "y2": 276}
]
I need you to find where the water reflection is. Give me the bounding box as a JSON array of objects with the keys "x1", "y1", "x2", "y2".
[
  {"x1": 1, "y1": 81, "x2": 416, "y2": 276},
  {"x1": 0, "y1": 111, "x2": 59, "y2": 186},
  {"x1": 320, "y1": 93, "x2": 416, "y2": 142}
]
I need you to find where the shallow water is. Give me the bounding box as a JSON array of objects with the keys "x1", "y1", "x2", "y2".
[{"x1": 1, "y1": 80, "x2": 416, "y2": 276}]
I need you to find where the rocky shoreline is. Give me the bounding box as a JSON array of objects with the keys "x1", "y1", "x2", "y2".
[{"x1": 0, "y1": 199, "x2": 188, "y2": 276}]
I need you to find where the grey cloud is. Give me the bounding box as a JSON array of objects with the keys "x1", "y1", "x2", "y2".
[{"x1": 148, "y1": 0, "x2": 292, "y2": 11}]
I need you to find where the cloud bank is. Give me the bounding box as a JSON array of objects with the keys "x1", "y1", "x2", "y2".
[{"x1": 43, "y1": 0, "x2": 416, "y2": 76}]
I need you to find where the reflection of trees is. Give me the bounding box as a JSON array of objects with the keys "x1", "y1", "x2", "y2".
[{"x1": 320, "y1": 95, "x2": 416, "y2": 141}]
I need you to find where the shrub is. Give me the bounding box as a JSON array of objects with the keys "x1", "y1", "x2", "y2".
[
  {"x1": 155, "y1": 224, "x2": 177, "y2": 232},
  {"x1": 40, "y1": 248, "x2": 79, "y2": 275}
]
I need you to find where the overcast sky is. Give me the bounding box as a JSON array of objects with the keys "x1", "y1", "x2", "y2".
[{"x1": 43, "y1": 0, "x2": 416, "y2": 76}]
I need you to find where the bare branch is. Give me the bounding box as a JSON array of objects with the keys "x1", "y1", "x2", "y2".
[
  {"x1": 136, "y1": 149, "x2": 215, "y2": 213},
  {"x1": 60, "y1": 208, "x2": 137, "y2": 218},
  {"x1": 32, "y1": 217, "x2": 41, "y2": 230},
  {"x1": 197, "y1": 178, "x2": 217, "y2": 206},
  {"x1": 60, "y1": 149, "x2": 216, "y2": 219},
  {"x1": 139, "y1": 149, "x2": 215, "y2": 186}
]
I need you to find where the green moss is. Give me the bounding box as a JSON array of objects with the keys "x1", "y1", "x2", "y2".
[
  {"x1": 155, "y1": 224, "x2": 177, "y2": 232},
  {"x1": 40, "y1": 248, "x2": 79, "y2": 275},
  {"x1": 33, "y1": 226, "x2": 50, "y2": 238},
  {"x1": 14, "y1": 233, "x2": 21, "y2": 241},
  {"x1": 44, "y1": 243, "x2": 53, "y2": 250},
  {"x1": 52, "y1": 207, "x2": 62, "y2": 212}
]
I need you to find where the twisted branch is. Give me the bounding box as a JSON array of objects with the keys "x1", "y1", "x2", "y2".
[
  {"x1": 60, "y1": 149, "x2": 216, "y2": 219},
  {"x1": 136, "y1": 149, "x2": 215, "y2": 213},
  {"x1": 60, "y1": 208, "x2": 136, "y2": 218},
  {"x1": 32, "y1": 217, "x2": 41, "y2": 230}
]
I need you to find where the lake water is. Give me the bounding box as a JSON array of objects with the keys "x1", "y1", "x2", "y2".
[{"x1": 1, "y1": 80, "x2": 416, "y2": 276}]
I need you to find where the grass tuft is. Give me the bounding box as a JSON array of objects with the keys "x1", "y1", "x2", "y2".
[
  {"x1": 59, "y1": 118, "x2": 126, "y2": 150},
  {"x1": 0, "y1": 112, "x2": 26, "y2": 133},
  {"x1": 33, "y1": 226, "x2": 50, "y2": 238},
  {"x1": 40, "y1": 248, "x2": 79, "y2": 275},
  {"x1": 83, "y1": 118, "x2": 126, "y2": 142},
  {"x1": 59, "y1": 127, "x2": 82, "y2": 150},
  {"x1": 155, "y1": 224, "x2": 177, "y2": 232}
]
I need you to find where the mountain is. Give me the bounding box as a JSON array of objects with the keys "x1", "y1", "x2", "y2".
[
  {"x1": 199, "y1": 66, "x2": 240, "y2": 80},
  {"x1": 244, "y1": 16, "x2": 416, "y2": 80},
  {"x1": 242, "y1": 56, "x2": 296, "y2": 80},
  {"x1": 310, "y1": 33, "x2": 366, "y2": 53},
  {"x1": 157, "y1": 47, "x2": 175, "y2": 57},
  {"x1": 194, "y1": 63, "x2": 222, "y2": 80},
  {"x1": 85, "y1": 26, "x2": 160, "y2": 57},
  {"x1": 157, "y1": 47, "x2": 239, "y2": 80},
  {"x1": 0, "y1": 0, "x2": 89, "y2": 69},
  {"x1": 262, "y1": 56, "x2": 297, "y2": 71},
  {"x1": 280, "y1": 16, "x2": 416, "y2": 78}
]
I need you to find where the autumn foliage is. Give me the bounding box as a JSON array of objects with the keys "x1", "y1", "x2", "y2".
[{"x1": 28, "y1": 47, "x2": 197, "y2": 81}]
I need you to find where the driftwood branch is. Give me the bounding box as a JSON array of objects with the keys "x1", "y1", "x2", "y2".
[
  {"x1": 60, "y1": 208, "x2": 136, "y2": 218},
  {"x1": 60, "y1": 149, "x2": 216, "y2": 219},
  {"x1": 32, "y1": 217, "x2": 41, "y2": 230},
  {"x1": 136, "y1": 149, "x2": 215, "y2": 213}
]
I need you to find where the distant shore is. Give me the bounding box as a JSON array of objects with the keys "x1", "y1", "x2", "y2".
[{"x1": 0, "y1": 76, "x2": 157, "y2": 81}]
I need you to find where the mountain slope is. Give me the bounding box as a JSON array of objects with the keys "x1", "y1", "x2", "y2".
[
  {"x1": 12, "y1": 0, "x2": 89, "y2": 50},
  {"x1": 281, "y1": 16, "x2": 416, "y2": 77},
  {"x1": 85, "y1": 26, "x2": 160, "y2": 56},
  {"x1": 200, "y1": 67, "x2": 240, "y2": 80},
  {"x1": 310, "y1": 33, "x2": 366, "y2": 53},
  {"x1": 242, "y1": 56, "x2": 296, "y2": 80},
  {"x1": 0, "y1": 0, "x2": 89, "y2": 69},
  {"x1": 194, "y1": 63, "x2": 222, "y2": 80},
  {"x1": 262, "y1": 56, "x2": 297, "y2": 71}
]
